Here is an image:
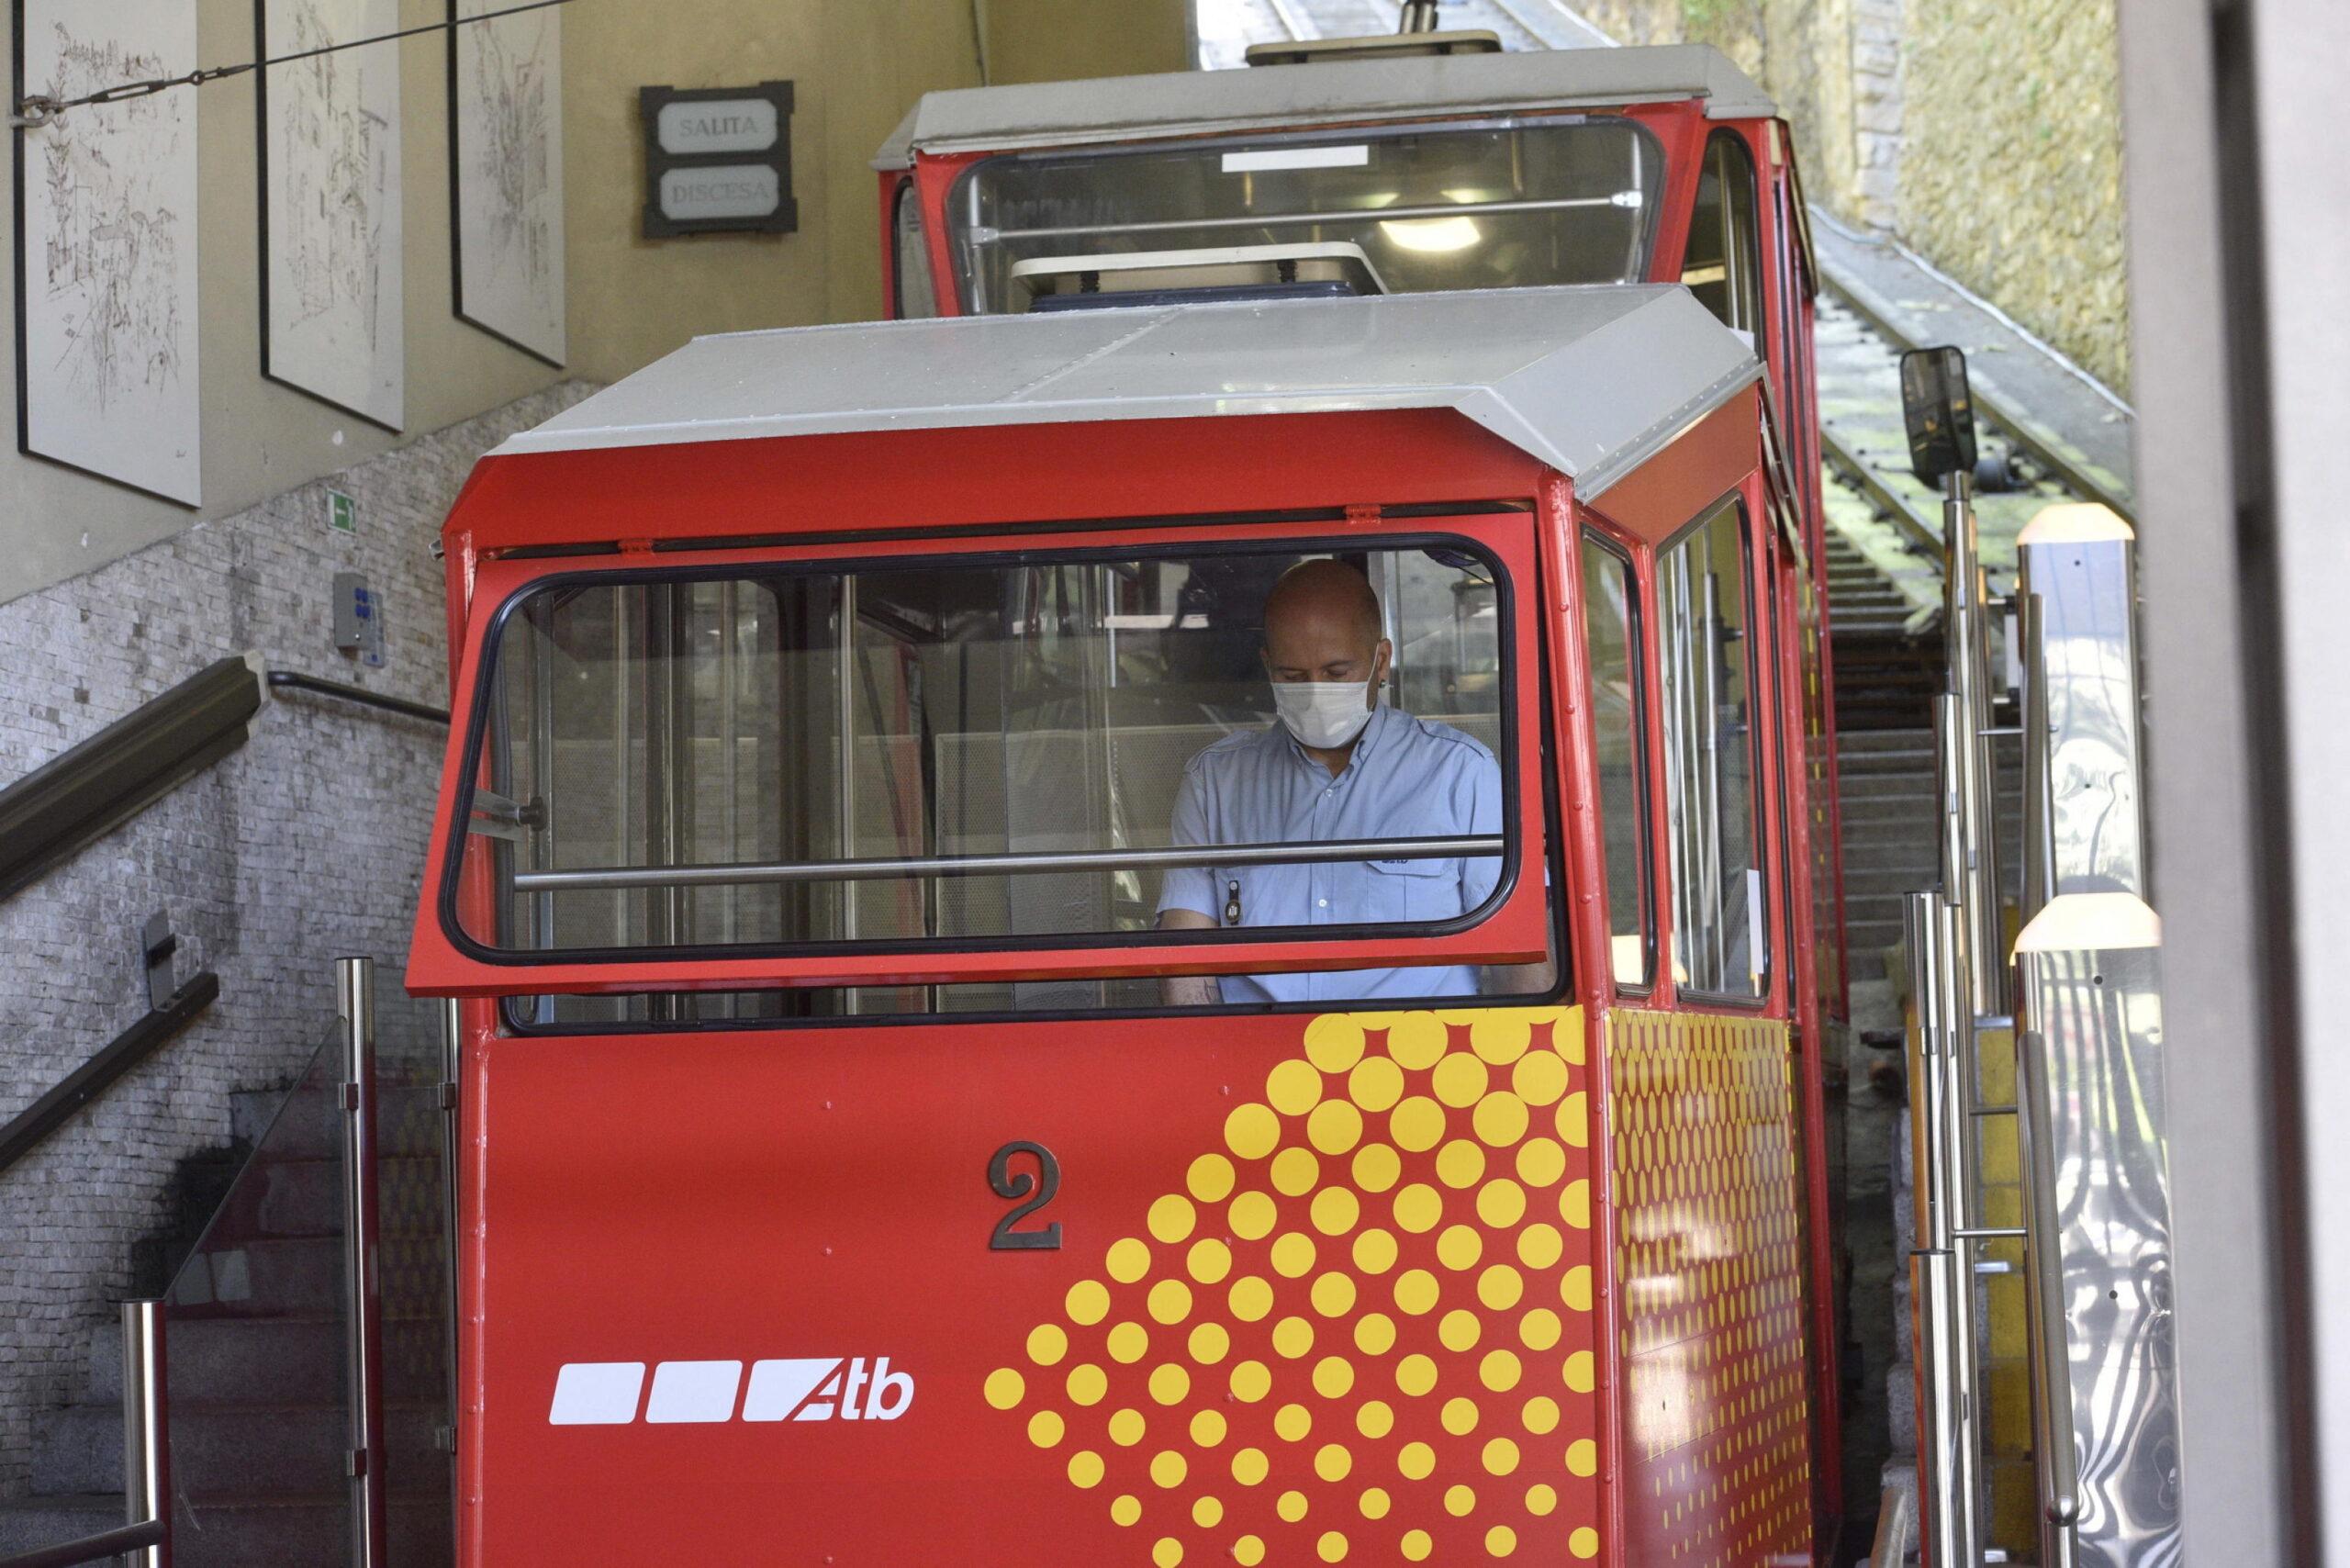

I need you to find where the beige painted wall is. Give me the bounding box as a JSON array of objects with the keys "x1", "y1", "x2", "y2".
[{"x1": 981, "y1": 0, "x2": 1191, "y2": 86}]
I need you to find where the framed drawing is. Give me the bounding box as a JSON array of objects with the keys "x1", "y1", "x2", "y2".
[
  {"x1": 259, "y1": 0, "x2": 405, "y2": 430},
  {"x1": 449, "y1": 0, "x2": 564, "y2": 365},
  {"x1": 15, "y1": 0, "x2": 203, "y2": 505}
]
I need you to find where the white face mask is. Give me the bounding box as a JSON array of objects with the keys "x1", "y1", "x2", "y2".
[{"x1": 1273, "y1": 681, "x2": 1375, "y2": 750}]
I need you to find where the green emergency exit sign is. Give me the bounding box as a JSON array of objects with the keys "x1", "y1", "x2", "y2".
[{"x1": 327, "y1": 489, "x2": 356, "y2": 533}]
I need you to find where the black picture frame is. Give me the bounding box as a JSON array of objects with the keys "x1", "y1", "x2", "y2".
[{"x1": 638, "y1": 80, "x2": 797, "y2": 241}]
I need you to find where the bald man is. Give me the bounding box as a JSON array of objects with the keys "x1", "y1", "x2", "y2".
[{"x1": 1156, "y1": 559, "x2": 1520, "y2": 1005}]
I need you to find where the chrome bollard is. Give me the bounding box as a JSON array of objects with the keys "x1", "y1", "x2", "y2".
[
  {"x1": 121, "y1": 1299, "x2": 168, "y2": 1568},
  {"x1": 336, "y1": 958, "x2": 388, "y2": 1568}
]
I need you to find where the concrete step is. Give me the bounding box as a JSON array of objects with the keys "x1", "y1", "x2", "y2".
[
  {"x1": 231, "y1": 1086, "x2": 445, "y2": 1161},
  {"x1": 171, "y1": 1492, "x2": 453, "y2": 1568},
  {"x1": 0, "y1": 1495, "x2": 124, "y2": 1560},
  {"x1": 190, "y1": 1156, "x2": 443, "y2": 1243},
  {"x1": 141, "y1": 1316, "x2": 444, "y2": 1407},
  {"x1": 33, "y1": 1399, "x2": 444, "y2": 1499}
]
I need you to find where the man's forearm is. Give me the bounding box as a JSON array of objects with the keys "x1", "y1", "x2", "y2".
[{"x1": 1157, "y1": 907, "x2": 1222, "y2": 1005}]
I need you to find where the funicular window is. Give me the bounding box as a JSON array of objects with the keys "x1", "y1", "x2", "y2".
[
  {"x1": 891, "y1": 179, "x2": 940, "y2": 319},
  {"x1": 1657, "y1": 498, "x2": 1769, "y2": 1000},
  {"x1": 448, "y1": 540, "x2": 1546, "y2": 1025},
  {"x1": 1683, "y1": 130, "x2": 1762, "y2": 335},
  {"x1": 950, "y1": 118, "x2": 1667, "y2": 313},
  {"x1": 1579, "y1": 532, "x2": 1652, "y2": 990}
]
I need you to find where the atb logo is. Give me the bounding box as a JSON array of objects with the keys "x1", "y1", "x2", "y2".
[{"x1": 547, "y1": 1357, "x2": 914, "y2": 1426}]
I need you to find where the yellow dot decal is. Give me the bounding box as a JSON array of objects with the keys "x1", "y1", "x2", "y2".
[
  {"x1": 1267, "y1": 1058, "x2": 1323, "y2": 1116},
  {"x1": 1396, "y1": 1355, "x2": 1438, "y2": 1397},
  {"x1": 1192, "y1": 1495, "x2": 1224, "y2": 1528},
  {"x1": 1230, "y1": 1191, "x2": 1278, "y2": 1240},
  {"x1": 1563, "y1": 1350, "x2": 1595, "y2": 1393},
  {"x1": 1525, "y1": 1482, "x2": 1558, "y2": 1516},
  {"x1": 1560, "y1": 1262, "x2": 1592, "y2": 1310},
  {"x1": 1392, "y1": 1182, "x2": 1443, "y2": 1233},
  {"x1": 1107, "y1": 1322, "x2": 1149, "y2": 1363},
  {"x1": 1273, "y1": 1403, "x2": 1313, "y2": 1442},
  {"x1": 1147, "y1": 1193, "x2": 1196, "y2": 1244},
  {"x1": 1565, "y1": 1438, "x2": 1597, "y2": 1476},
  {"x1": 1516, "y1": 1224, "x2": 1563, "y2": 1271},
  {"x1": 1108, "y1": 1407, "x2": 1146, "y2": 1447},
  {"x1": 1148, "y1": 1362, "x2": 1191, "y2": 1405},
  {"x1": 1438, "y1": 1307, "x2": 1483, "y2": 1353},
  {"x1": 1186, "y1": 1152, "x2": 1237, "y2": 1203},
  {"x1": 1474, "y1": 1092, "x2": 1530, "y2": 1147},
  {"x1": 1067, "y1": 1363, "x2": 1108, "y2": 1406},
  {"x1": 1398, "y1": 1440, "x2": 1437, "y2": 1479},
  {"x1": 1190, "y1": 1408, "x2": 1227, "y2": 1448},
  {"x1": 1229, "y1": 1361, "x2": 1271, "y2": 1402},
  {"x1": 1478, "y1": 1264, "x2": 1525, "y2": 1309},
  {"x1": 1387, "y1": 1014, "x2": 1448, "y2": 1070},
  {"x1": 1359, "y1": 1485, "x2": 1392, "y2": 1520},
  {"x1": 1482, "y1": 1436, "x2": 1521, "y2": 1475},
  {"x1": 1440, "y1": 1396, "x2": 1480, "y2": 1436},
  {"x1": 1310, "y1": 1271, "x2": 1359, "y2": 1317},
  {"x1": 1317, "y1": 1528, "x2": 1348, "y2": 1562},
  {"x1": 1348, "y1": 1055, "x2": 1404, "y2": 1112},
  {"x1": 1111, "y1": 1494, "x2": 1142, "y2": 1527},
  {"x1": 1234, "y1": 1536, "x2": 1266, "y2": 1567},
  {"x1": 1228, "y1": 1275, "x2": 1274, "y2": 1322},
  {"x1": 1304, "y1": 1014, "x2": 1367, "y2": 1073},
  {"x1": 1270, "y1": 1232, "x2": 1317, "y2": 1278},
  {"x1": 1354, "y1": 1313, "x2": 1398, "y2": 1355},
  {"x1": 1477, "y1": 1179, "x2": 1528, "y2": 1228},
  {"x1": 1149, "y1": 1449, "x2": 1187, "y2": 1488},
  {"x1": 1270, "y1": 1147, "x2": 1320, "y2": 1197},
  {"x1": 1472, "y1": 1014, "x2": 1532, "y2": 1065},
  {"x1": 1435, "y1": 1138, "x2": 1488, "y2": 1189},
  {"x1": 1311, "y1": 1354, "x2": 1355, "y2": 1398},
  {"x1": 1402, "y1": 1529, "x2": 1433, "y2": 1561},
  {"x1": 1356, "y1": 1399, "x2": 1395, "y2": 1439},
  {"x1": 1486, "y1": 1524, "x2": 1518, "y2": 1557},
  {"x1": 1271, "y1": 1316, "x2": 1315, "y2": 1359},
  {"x1": 1188, "y1": 1238, "x2": 1233, "y2": 1285},
  {"x1": 1029, "y1": 1410, "x2": 1065, "y2": 1448},
  {"x1": 1522, "y1": 1395, "x2": 1560, "y2": 1435},
  {"x1": 1232, "y1": 1446, "x2": 1270, "y2": 1484},
  {"x1": 1432, "y1": 1051, "x2": 1490, "y2": 1109},
  {"x1": 1067, "y1": 1280, "x2": 1111, "y2": 1326},
  {"x1": 1225, "y1": 1103, "x2": 1281, "y2": 1160},
  {"x1": 1556, "y1": 1091, "x2": 1589, "y2": 1148},
  {"x1": 1351, "y1": 1143, "x2": 1402, "y2": 1193},
  {"x1": 1436, "y1": 1224, "x2": 1484, "y2": 1271},
  {"x1": 1444, "y1": 1482, "x2": 1476, "y2": 1515},
  {"x1": 1147, "y1": 1279, "x2": 1193, "y2": 1325},
  {"x1": 1512, "y1": 1051, "x2": 1568, "y2": 1106},
  {"x1": 1390, "y1": 1096, "x2": 1446, "y2": 1152},
  {"x1": 1515, "y1": 1137, "x2": 1566, "y2": 1188},
  {"x1": 1027, "y1": 1324, "x2": 1068, "y2": 1366},
  {"x1": 1315, "y1": 1442, "x2": 1354, "y2": 1482},
  {"x1": 1557, "y1": 1017, "x2": 1586, "y2": 1065},
  {"x1": 1519, "y1": 1308, "x2": 1562, "y2": 1351},
  {"x1": 983, "y1": 1368, "x2": 1024, "y2": 1409},
  {"x1": 1481, "y1": 1349, "x2": 1523, "y2": 1392},
  {"x1": 1352, "y1": 1228, "x2": 1399, "y2": 1274},
  {"x1": 1188, "y1": 1323, "x2": 1230, "y2": 1365},
  {"x1": 1152, "y1": 1537, "x2": 1182, "y2": 1568},
  {"x1": 1393, "y1": 1269, "x2": 1440, "y2": 1316},
  {"x1": 1310, "y1": 1187, "x2": 1360, "y2": 1236},
  {"x1": 1107, "y1": 1238, "x2": 1152, "y2": 1284},
  {"x1": 1068, "y1": 1450, "x2": 1104, "y2": 1488},
  {"x1": 1561, "y1": 1179, "x2": 1591, "y2": 1229},
  {"x1": 1278, "y1": 1490, "x2": 1310, "y2": 1523},
  {"x1": 1308, "y1": 1099, "x2": 1365, "y2": 1156},
  {"x1": 1570, "y1": 1526, "x2": 1599, "y2": 1559}
]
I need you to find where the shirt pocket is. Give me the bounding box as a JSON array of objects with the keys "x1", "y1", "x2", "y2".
[{"x1": 1363, "y1": 857, "x2": 1459, "y2": 924}]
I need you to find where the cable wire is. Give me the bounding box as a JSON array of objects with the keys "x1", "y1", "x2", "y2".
[{"x1": 13, "y1": 0, "x2": 576, "y2": 128}]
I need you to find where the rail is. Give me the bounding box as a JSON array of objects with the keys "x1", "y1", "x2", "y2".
[
  {"x1": 265, "y1": 669, "x2": 451, "y2": 726},
  {"x1": 0, "y1": 1303, "x2": 169, "y2": 1568},
  {"x1": 0, "y1": 975, "x2": 218, "y2": 1181}
]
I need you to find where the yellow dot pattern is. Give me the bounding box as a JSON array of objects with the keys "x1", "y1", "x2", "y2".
[
  {"x1": 985, "y1": 1006, "x2": 1600, "y2": 1564},
  {"x1": 1608, "y1": 1009, "x2": 1812, "y2": 1566}
]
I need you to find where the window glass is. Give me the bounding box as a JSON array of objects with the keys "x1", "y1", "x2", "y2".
[
  {"x1": 451, "y1": 543, "x2": 1528, "y2": 1019},
  {"x1": 1682, "y1": 131, "x2": 1762, "y2": 334},
  {"x1": 1579, "y1": 535, "x2": 1651, "y2": 989},
  {"x1": 951, "y1": 118, "x2": 1666, "y2": 313},
  {"x1": 892, "y1": 180, "x2": 939, "y2": 319},
  {"x1": 1657, "y1": 500, "x2": 1767, "y2": 998}
]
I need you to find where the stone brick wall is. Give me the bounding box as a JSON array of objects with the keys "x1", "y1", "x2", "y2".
[{"x1": 0, "y1": 383, "x2": 592, "y2": 1495}]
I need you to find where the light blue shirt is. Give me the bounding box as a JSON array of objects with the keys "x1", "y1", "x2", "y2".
[{"x1": 1157, "y1": 703, "x2": 1506, "y2": 1004}]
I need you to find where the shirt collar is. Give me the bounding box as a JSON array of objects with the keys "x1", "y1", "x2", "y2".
[{"x1": 1276, "y1": 700, "x2": 1393, "y2": 780}]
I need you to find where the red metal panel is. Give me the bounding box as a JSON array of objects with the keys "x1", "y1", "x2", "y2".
[{"x1": 1578, "y1": 387, "x2": 1762, "y2": 550}]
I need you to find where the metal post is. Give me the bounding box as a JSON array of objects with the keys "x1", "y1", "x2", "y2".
[
  {"x1": 2016, "y1": 1022, "x2": 2080, "y2": 1568},
  {"x1": 336, "y1": 958, "x2": 387, "y2": 1568},
  {"x1": 120, "y1": 1299, "x2": 168, "y2": 1568},
  {"x1": 437, "y1": 997, "x2": 463, "y2": 1495},
  {"x1": 1943, "y1": 469, "x2": 2007, "y2": 1017},
  {"x1": 2016, "y1": 592, "x2": 2055, "y2": 925}
]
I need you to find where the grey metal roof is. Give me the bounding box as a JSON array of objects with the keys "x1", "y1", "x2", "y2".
[
  {"x1": 872, "y1": 44, "x2": 1773, "y2": 170},
  {"x1": 492, "y1": 286, "x2": 1761, "y2": 500}
]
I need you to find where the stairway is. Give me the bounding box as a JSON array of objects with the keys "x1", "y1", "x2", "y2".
[{"x1": 0, "y1": 1079, "x2": 453, "y2": 1568}]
